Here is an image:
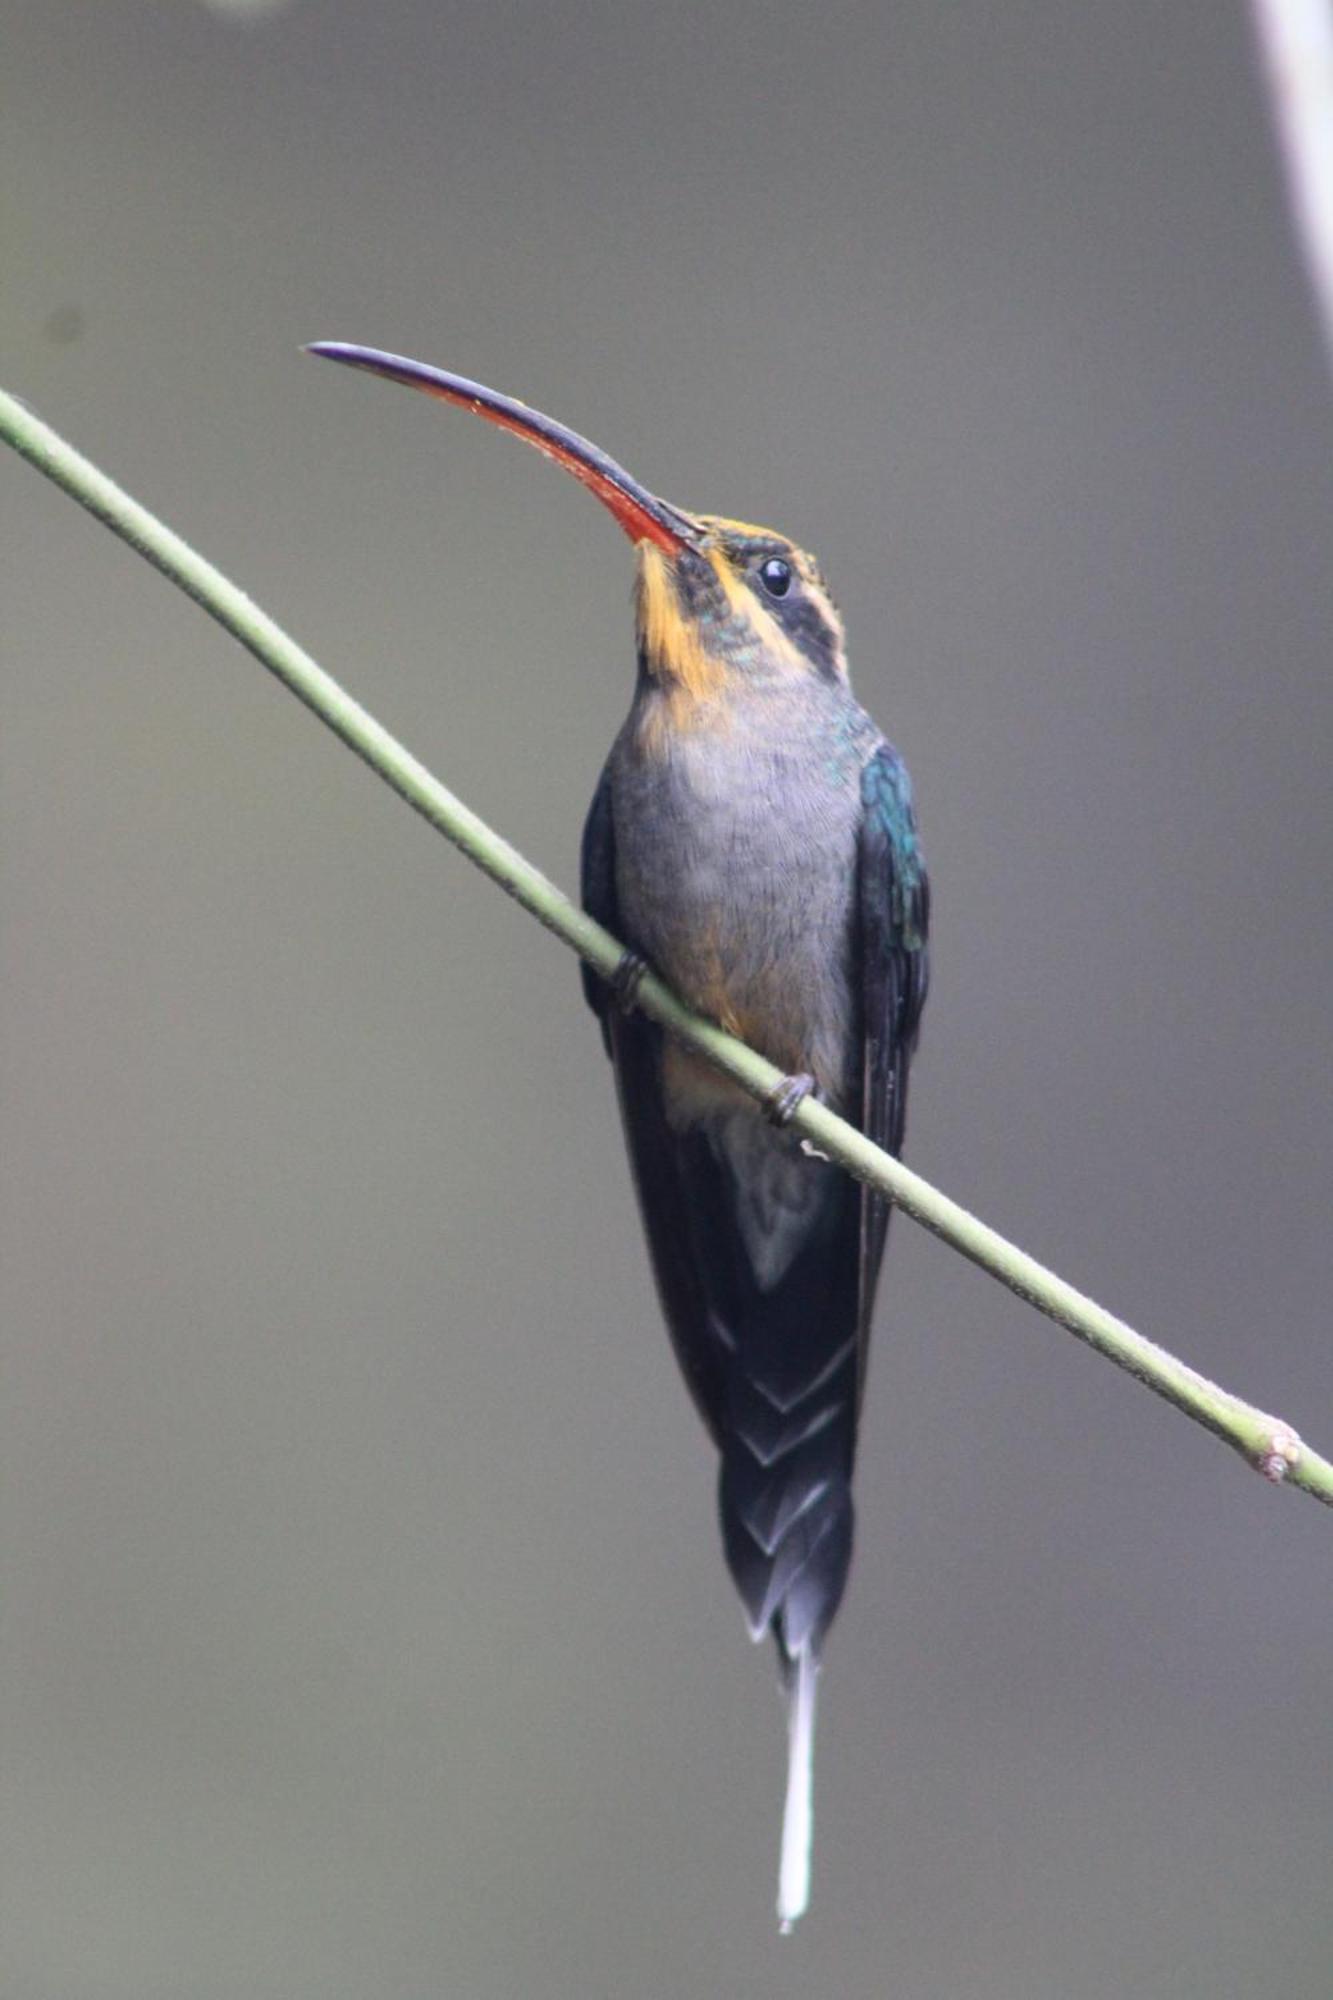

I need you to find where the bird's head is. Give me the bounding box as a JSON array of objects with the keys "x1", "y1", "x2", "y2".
[{"x1": 305, "y1": 344, "x2": 848, "y2": 709}]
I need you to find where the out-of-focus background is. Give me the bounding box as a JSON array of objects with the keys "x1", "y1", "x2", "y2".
[{"x1": 5, "y1": 4, "x2": 1332, "y2": 1995}]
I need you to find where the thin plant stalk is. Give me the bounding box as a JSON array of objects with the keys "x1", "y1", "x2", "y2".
[{"x1": 2, "y1": 383, "x2": 1328, "y2": 1508}]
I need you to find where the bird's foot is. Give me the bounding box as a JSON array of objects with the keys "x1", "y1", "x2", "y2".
[
  {"x1": 764, "y1": 1072, "x2": 816, "y2": 1128},
  {"x1": 1255, "y1": 1422, "x2": 1303, "y2": 1483},
  {"x1": 611, "y1": 950, "x2": 649, "y2": 1014}
]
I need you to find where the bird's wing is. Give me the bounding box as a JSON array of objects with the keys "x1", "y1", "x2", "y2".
[
  {"x1": 854, "y1": 743, "x2": 930, "y2": 1409},
  {"x1": 579, "y1": 764, "x2": 730, "y2": 1441},
  {"x1": 578, "y1": 762, "x2": 619, "y2": 1052}
]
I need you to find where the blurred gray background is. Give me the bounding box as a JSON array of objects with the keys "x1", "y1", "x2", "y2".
[{"x1": 5, "y1": 3, "x2": 1332, "y2": 1995}]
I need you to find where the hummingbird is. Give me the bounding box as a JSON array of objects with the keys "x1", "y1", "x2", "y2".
[{"x1": 307, "y1": 343, "x2": 930, "y2": 1929}]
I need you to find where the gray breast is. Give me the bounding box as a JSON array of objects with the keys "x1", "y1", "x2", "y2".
[{"x1": 610, "y1": 682, "x2": 876, "y2": 1121}]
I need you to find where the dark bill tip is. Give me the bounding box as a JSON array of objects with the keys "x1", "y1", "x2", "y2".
[{"x1": 304, "y1": 342, "x2": 698, "y2": 557}]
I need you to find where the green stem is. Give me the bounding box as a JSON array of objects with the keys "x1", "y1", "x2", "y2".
[{"x1": 3, "y1": 383, "x2": 1328, "y2": 1508}]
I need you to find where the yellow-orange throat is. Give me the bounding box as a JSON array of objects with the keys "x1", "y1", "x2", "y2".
[{"x1": 634, "y1": 543, "x2": 729, "y2": 709}]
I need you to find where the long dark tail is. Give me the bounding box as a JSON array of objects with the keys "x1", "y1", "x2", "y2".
[
  {"x1": 718, "y1": 1327, "x2": 857, "y2": 1663},
  {"x1": 717, "y1": 1250, "x2": 858, "y2": 1929},
  {"x1": 605, "y1": 1014, "x2": 865, "y2": 1927},
  {"x1": 700, "y1": 1121, "x2": 862, "y2": 1653},
  {"x1": 704, "y1": 1133, "x2": 863, "y2": 1930}
]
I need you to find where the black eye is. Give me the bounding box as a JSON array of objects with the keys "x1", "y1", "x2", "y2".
[{"x1": 758, "y1": 556, "x2": 792, "y2": 598}]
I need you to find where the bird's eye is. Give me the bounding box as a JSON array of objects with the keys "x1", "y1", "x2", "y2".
[{"x1": 758, "y1": 556, "x2": 793, "y2": 599}]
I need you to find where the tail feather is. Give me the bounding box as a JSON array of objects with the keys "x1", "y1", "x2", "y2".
[
  {"x1": 605, "y1": 1014, "x2": 868, "y2": 1924},
  {"x1": 778, "y1": 1648, "x2": 819, "y2": 1932},
  {"x1": 719, "y1": 1395, "x2": 856, "y2": 1653},
  {"x1": 704, "y1": 1125, "x2": 859, "y2": 1928}
]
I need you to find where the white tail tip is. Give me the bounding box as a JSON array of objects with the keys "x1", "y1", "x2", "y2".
[{"x1": 776, "y1": 1648, "x2": 818, "y2": 1932}]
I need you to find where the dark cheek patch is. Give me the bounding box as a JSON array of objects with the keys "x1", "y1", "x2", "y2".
[{"x1": 777, "y1": 598, "x2": 843, "y2": 679}]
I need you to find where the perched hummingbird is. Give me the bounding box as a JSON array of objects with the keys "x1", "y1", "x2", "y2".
[{"x1": 307, "y1": 343, "x2": 930, "y2": 1929}]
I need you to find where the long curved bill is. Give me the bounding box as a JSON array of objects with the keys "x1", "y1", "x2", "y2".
[{"x1": 305, "y1": 342, "x2": 700, "y2": 557}]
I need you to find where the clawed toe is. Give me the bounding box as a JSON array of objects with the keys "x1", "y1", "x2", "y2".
[
  {"x1": 764, "y1": 1072, "x2": 816, "y2": 1128},
  {"x1": 611, "y1": 950, "x2": 649, "y2": 1013}
]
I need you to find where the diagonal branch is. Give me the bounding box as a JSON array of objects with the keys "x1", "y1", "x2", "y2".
[{"x1": 2, "y1": 382, "x2": 1329, "y2": 1508}]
